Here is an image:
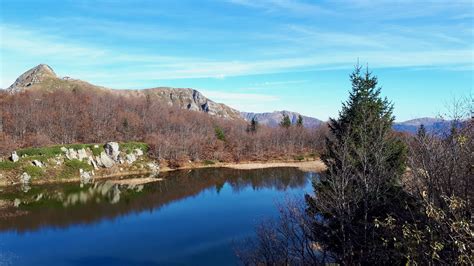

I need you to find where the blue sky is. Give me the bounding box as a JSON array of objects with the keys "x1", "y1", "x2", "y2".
[{"x1": 0, "y1": 0, "x2": 472, "y2": 121}]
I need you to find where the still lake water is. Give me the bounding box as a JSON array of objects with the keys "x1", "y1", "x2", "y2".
[{"x1": 0, "y1": 167, "x2": 316, "y2": 266}]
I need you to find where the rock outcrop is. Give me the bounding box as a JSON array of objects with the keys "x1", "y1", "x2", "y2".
[
  {"x1": 7, "y1": 64, "x2": 57, "y2": 93},
  {"x1": 134, "y1": 148, "x2": 144, "y2": 157},
  {"x1": 7, "y1": 64, "x2": 242, "y2": 120},
  {"x1": 125, "y1": 88, "x2": 242, "y2": 119},
  {"x1": 104, "y1": 142, "x2": 120, "y2": 161},
  {"x1": 10, "y1": 151, "x2": 19, "y2": 162},
  {"x1": 97, "y1": 151, "x2": 115, "y2": 168},
  {"x1": 77, "y1": 148, "x2": 88, "y2": 161},
  {"x1": 125, "y1": 153, "x2": 137, "y2": 164},
  {"x1": 5, "y1": 142, "x2": 156, "y2": 185},
  {"x1": 32, "y1": 160, "x2": 44, "y2": 168},
  {"x1": 64, "y1": 148, "x2": 78, "y2": 160}
]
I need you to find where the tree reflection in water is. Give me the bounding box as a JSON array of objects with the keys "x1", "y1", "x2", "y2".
[{"x1": 0, "y1": 167, "x2": 314, "y2": 233}]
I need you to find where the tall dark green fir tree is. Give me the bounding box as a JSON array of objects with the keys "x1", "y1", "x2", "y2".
[{"x1": 306, "y1": 64, "x2": 408, "y2": 264}]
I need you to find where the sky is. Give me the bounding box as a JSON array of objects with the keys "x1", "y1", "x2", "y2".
[{"x1": 0, "y1": 0, "x2": 472, "y2": 121}]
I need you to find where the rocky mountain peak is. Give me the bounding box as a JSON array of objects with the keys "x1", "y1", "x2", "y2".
[{"x1": 7, "y1": 64, "x2": 57, "y2": 93}]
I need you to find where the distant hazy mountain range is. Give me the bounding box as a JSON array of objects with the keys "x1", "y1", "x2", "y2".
[
  {"x1": 5, "y1": 64, "x2": 450, "y2": 133},
  {"x1": 393, "y1": 118, "x2": 452, "y2": 134},
  {"x1": 241, "y1": 111, "x2": 323, "y2": 128}
]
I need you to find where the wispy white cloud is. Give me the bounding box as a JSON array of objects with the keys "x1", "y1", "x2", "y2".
[
  {"x1": 0, "y1": 25, "x2": 107, "y2": 59},
  {"x1": 200, "y1": 89, "x2": 280, "y2": 111},
  {"x1": 1, "y1": 20, "x2": 472, "y2": 89},
  {"x1": 201, "y1": 90, "x2": 279, "y2": 102},
  {"x1": 251, "y1": 80, "x2": 308, "y2": 87},
  {"x1": 228, "y1": 0, "x2": 331, "y2": 16}
]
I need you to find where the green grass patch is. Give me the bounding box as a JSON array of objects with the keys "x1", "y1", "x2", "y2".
[
  {"x1": 0, "y1": 161, "x2": 18, "y2": 170},
  {"x1": 65, "y1": 159, "x2": 93, "y2": 171},
  {"x1": 57, "y1": 159, "x2": 92, "y2": 179},
  {"x1": 17, "y1": 146, "x2": 62, "y2": 158},
  {"x1": 90, "y1": 146, "x2": 104, "y2": 156},
  {"x1": 203, "y1": 160, "x2": 216, "y2": 165},
  {"x1": 120, "y1": 142, "x2": 149, "y2": 154},
  {"x1": 294, "y1": 155, "x2": 305, "y2": 161},
  {"x1": 22, "y1": 165, "x2": 45, "y2": 178}
]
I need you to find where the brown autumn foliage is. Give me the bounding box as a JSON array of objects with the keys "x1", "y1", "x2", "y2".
[{"x1": 0, "y1": 89, "x2": 326, "y2": 164}]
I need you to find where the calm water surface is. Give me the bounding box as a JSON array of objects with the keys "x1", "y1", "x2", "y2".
[{"x1": 0, "y1": 167, "x2": 315, "y2": 265}]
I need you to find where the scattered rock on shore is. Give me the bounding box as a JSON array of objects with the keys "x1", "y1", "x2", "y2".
[
  {"x1": 11, "y1": 151, "x2": 19, "y2": 162},
  {"x1": 32, "y1": 160, "x2": 44, "y2": 168},
  {"x1": 134, "y1": 148, "x2": 144, "y2": 156},
  {"x1": 65, "y1": 148, "x2": 78, "y2": 160},
  {"x1": 98, "y1": 151, "x2": 115, "y2": 168},
  {"x1": 77, "y1": 148, "x2": 88, "y2": 161},
  {"x1": 125, "y1": 153, "x2": 137, "y2": 164},
  {"x1": 146, "y1": 162, "x2": 160, "y2": 174}
]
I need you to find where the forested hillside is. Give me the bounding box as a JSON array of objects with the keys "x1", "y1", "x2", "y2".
[{"x1": 0, "y1": 89, "x2": 326, "y2": 165}]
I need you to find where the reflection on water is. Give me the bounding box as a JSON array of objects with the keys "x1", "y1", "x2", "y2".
[
  {"x1": 1, "y1": 168, "x2": 311, "y2": 232},
  {"x1": 0, "y1": 167, "x2": 316, "y2": 266}
]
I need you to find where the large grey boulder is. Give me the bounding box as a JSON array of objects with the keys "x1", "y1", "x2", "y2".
[
  {"x1": 98, "y1": 151, "x2": 115, "y2": 168},
  {"x1": 77, "y1": 148, "x2": 88, "y2": 161},
  {"x1": 134, "y1": 148, "x2": 144, "y2": 157},
  {"x1": 11, "y1": 151, "x2": 19, "y2": 162},
  {"x1": 65, "y1": 148, "x2": 78, "y2": 160},
  {"x1": 88, "y1": 157, "x2": 99, "y2": 170},
  {"x1": 104, "y1": 142, "x2": 120, "y2": 161},
  {"x1": 32, "y1": 160, "x2": 44, "y2": 168},
  {"x1": 125, "y1": 153, "x2": 137, "y2": 164}
]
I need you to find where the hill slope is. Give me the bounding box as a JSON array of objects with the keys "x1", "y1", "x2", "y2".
[{"x1": 6, "y1": 64, "x2": 241, "y2": 119}]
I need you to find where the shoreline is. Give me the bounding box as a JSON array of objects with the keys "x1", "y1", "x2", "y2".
[
  {"x1": 168, "y1": 159, "x2": 326, "y2": 173},
  {"x1": 1, "y1": 159, "x2": 326, "y2": 187}
]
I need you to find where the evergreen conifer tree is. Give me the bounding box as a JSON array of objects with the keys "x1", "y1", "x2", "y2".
[
  {"x1": 296, "y1": 115, "x2": 303, "y2": 127},
  {"x1": 306, "y1": 65, "x2": 407, "y2": 264},
  {"x1": 280, "y1": 114, "x2": 292, "y2": 128}
]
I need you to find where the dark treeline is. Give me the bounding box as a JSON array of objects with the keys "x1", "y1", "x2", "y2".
[
  {"x1": 0, "y1": 89, "x2": 327, "y2": 165},
  {"x1": 238, "y1": 66, "x2": 473, "y2": 265}
]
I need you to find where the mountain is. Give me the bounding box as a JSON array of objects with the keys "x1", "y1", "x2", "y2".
[
  {"x1": 7, "y1": 65, "x2": 450, "y2": 131},
  {"x1": 242, "y1": 111, "x2": 323, "y2": 128},
  {"x1": 393, "y1": 118, "x2": 452, "y2": 134},
  {"x1": 7, "y1": 64, "x2": 57, "y2": 93},
  {"x1": 6, "y1": 64, "x2": 241, "y2": 119}
]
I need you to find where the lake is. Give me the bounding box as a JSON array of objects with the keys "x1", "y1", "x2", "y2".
[{"x1": 0, "y1": 167, "x2": 316, "y2": 266}]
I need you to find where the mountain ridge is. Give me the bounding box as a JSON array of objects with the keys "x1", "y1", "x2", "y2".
[
  {"x1": 6, "y1": 64, "x2": 242, "y2": 120},
  {"x1": 6, "y1": 64, "x2": 449, "y2": 132},
  {"x1": 241, "y1": 111, "x2": 323, "y2": 128}
]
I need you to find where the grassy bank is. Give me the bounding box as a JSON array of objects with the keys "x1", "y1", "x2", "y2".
[{"x1": 0, "y1": 142, "x2": 152, "y2": 185}]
